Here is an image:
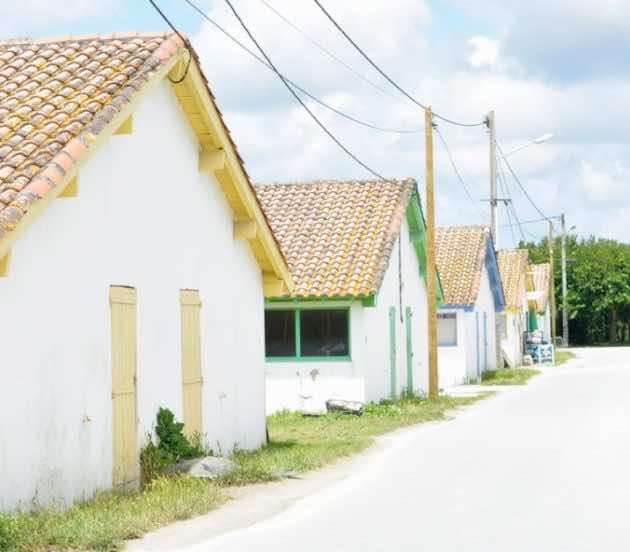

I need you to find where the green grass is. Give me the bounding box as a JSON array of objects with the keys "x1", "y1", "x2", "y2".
[
  {"x1": 0, "y1": 393, "x2": 491, "y2": 551},
  {"x1": 0, "y1": 476, "x2": 226, "y2": 552},
  {"x1": 555, "y1": 350, "x2": 576, "y2": 366},
  {"x1": 219, "y1": 393, "x2": 492, "y2": 486},
  {"x1": 481, "y1": 367, "x2": 541, "y2": 385}
]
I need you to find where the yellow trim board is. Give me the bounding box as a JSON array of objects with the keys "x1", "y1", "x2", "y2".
[
  {"x1": 199, "y1": 149, "x2": 226, "y2": 172},
  {"x1": 0, "y1": 252, "x2": 10, "y2": 277},
  {"x1": 234, "y1": 219, "x2": 257, "y2": 240},
  {"x1": 59, "y1": 176, "x2": 79, "y2": 198},
  {"x1": 114, "y1": 115, "x2": 133, "y2": 135}
]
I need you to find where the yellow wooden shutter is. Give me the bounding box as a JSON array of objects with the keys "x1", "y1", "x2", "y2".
[
  {"x1": 180, "y1": 289, "x2": 203, "y2": 440},
  {"x1": 110, "y1": 286, "x2": 139, "y2": 488}
]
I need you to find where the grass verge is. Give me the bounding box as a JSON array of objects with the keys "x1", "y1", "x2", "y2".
[
  {"x1": 0, "y1": 393, "x2": 491, "y2": 551},
  {"x1": 219, "y1": 393, "x2": 492, "y2": 486},
  {"x1": 0, "y1": 476, "x2": 226, "y2": 552},
  {"x1": 555, "y1": 350, "x2": 576, "y2": 366},
  {"x1": 481, "y1": 367, "x2": 540, "y2": 385}
]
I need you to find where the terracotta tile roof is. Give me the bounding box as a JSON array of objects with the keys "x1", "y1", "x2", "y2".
[
  {"x1": 253, "y1": 179, "x2": 415, "y2": 298},
  {"x1": 498, "y1": 249, "x2": 530, "y2": 309},
  {"x1": 0, "y1": 32, "x2": 189, "y2": 242},
  {"x1": 435, "y1": 225, "x2": 491, "y2": 306},
  {"x1": 531, "y1": 263, "x2": 551, "y2": 312}
]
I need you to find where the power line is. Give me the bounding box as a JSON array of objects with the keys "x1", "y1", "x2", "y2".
[
  {"x1": 434, "y1": 126, "x2": 485, "y2": 221},
  {"x1": 181, "y1": 0, "x2": 422, "y2": 135},
  {"x1": 148, "y1": 0, "x2": 192, "y2": 83},
  {"x1": 497, "y1": 142, "x2": 550, "y2": 222},
  {"x1": 219, "y1": 0, "x2": 387, "y2": 180},
  {"x1": 259, "y1": 0, "x2": 416, "y2": 109},
  {"x1": 496, "y1": 152, "x2": 526, "y2": 243},
  {"x1": 497, "y1": 159, "x2": 518, "y2": 247},
  {"x1": 311, "y1": 0, "x2": 486, "y2": 128}
]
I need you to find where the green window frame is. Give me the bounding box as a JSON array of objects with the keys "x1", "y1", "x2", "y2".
[{"x1": 265, "y1": 307, "x2": 351, "y2": 362}]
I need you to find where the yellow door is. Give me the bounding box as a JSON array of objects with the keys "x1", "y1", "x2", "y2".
[
  {"x1": 180, "y1": 289, "x2": 203, "y2": 440},
  {"x1": 110, "y1": 286, "x2": 139, "y2": 488}
]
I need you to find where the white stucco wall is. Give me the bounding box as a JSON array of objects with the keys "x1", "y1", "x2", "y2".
[
  {"x1": 501, "y1": 288, "x2": 528, "y2": 368},
  {"x1": 438, "y1": 263, "x2": 500, "y2": 386},
  {"x1": 0, "y1": 79, "x2": 267, "y2": 511},
  {"x1": 473, "y1": 264, "x2": 499, "y2": 373},
  {"x1": 265, "y1": 220, "x2": 430, "y2": 414}
]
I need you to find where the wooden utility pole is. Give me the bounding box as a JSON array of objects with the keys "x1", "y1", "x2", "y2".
[
  {"x1": 488, "y1": 110, "x2": 498, "y2": 245},
  {"x1": 425, "y1": 106, "x2": 438, "y2": 400},
  {"x1": 548, "y1": 220, "x2": 557, "y2": 344},
  {"x1": 561, "y1": 214, "x2": 569, "y2": 346}
]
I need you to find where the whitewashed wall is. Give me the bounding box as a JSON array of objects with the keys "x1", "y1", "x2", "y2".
[
  {"x1": 0, "y1": 79, "x2": 266, "y2": 511},
  {"x1": 438, "y1": 262, "x2": 500, "y2": 386},
  {"x1": 437, "y1": 309, "x2": 468, "y2": 387},
  {"x1": 474, "y1": 264, "x2": 499, "y2": 373},
  {"x1": 265, "y1": 219, "x2": 430, "y2": 414}
]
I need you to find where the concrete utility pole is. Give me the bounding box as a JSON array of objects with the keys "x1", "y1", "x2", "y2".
[
  {"x1": 548, "y1": 220, "x2": 557, "y2": 344},
  {"x1": 425, "y1": 107, "x2": 439, "y2": 400},
  {"x1": 488, "y1": 110, "x2": 498, "y2": 245},
  {"x1": 561, "y1": 214, "x2": 569, "y2": 346}
]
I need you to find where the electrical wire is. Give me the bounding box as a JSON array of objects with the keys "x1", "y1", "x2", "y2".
[
  {"x1": 259, "y1": 0, "x2": 417, "y2": 109},
  {"x1": 497, "y1": 163, "x2": 517, "y2": 247},
  {"x1": 220, "y1": 0, "x2": 387, "y2": 180},
  {"x1": 500, "y1": 215, "x2": 560, "y2": 228},
  {"x1": 182, "y1": 0, "x2": 422, "y2": 135},
  {"x1": 434, "y1": 126, "x2": 485, "y2": 221},
  {"x1": 497, "y1": 142, "x2": 550, "y2": 222},
  {"x1": 496, "y1": 152, "x2": 526, "y2": 244},
  {"x1": 148, "y1": 0, "x2": 193, "y2": 84},
  {"x1": 311, "y1": 0, "x2": 486, "y2": 128}
]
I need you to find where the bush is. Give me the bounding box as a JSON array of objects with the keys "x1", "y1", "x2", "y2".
[{"x1": 155, "y1": 408, "x2": 204, "y2": 463}]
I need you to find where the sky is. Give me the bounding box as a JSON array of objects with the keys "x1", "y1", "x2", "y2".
[{"x1": 1, "y1": 0, "x2": 628, "y2": 247}]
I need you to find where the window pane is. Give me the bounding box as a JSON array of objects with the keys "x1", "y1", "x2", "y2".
[
  {"x1": 265, "y1": 310, "x2": 296, "y2": 357},
  {"x1": 300, "y1": 309, "x2": 349, "y2": 357},
  {"x1": 438, "y1": 313, "x2": 457, "y2": 346}
]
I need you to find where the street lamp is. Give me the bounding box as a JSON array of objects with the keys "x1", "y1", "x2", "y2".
[{"x1": 503, "y1": 133, "x2": 554, "y2": 157}]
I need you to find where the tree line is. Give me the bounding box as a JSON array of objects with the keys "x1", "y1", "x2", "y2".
[{"x1": 522, "y1": 236, "x2": 630, "y2": 345}]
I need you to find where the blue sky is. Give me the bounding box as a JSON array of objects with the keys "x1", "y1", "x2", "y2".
[{"x1": 2, "y1": 0, "x2": 628, "y2": 246}]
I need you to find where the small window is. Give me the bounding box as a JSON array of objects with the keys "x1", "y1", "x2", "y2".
[
  {"x1": 265, "y1": 310, "x2": 296, "y2": 357},
  {"x1": 438, "y1": 313, "x2": 457, "y2": 346},
  {"x1": 301, "y1": 309, "x2": 349, "y2": 357}
]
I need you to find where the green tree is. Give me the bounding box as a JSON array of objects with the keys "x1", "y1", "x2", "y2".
[{"x1": 520, "y1": 236, "x2": 630, "y2": 345}]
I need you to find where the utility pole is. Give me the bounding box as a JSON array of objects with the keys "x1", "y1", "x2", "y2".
[
  {"x1": 425, "y1": 106, "x2": 438, "y2": 400},
  {"x1": 548, "y1": 220, "x2": 557, "y2": 344},
  {"x1": 488, "y1": 110, "x2": 498, "y2": 245},
  {"x1": 561, "y1": 213, "x2": 569, "y2": 346}
]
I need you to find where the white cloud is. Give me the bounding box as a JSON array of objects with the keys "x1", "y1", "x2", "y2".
[
  {"x1": 468, "y1": 36, "x2": 499, "y2": 68},
  {"x1": 0, "y1": 1, "x2": 119, "y2": 28},
  {"x1": 581, "y1": 161, "x2": 629, "y2": 204},
  {"x1": 185, "y1": 1, "x2": 630, "y2": 243}
]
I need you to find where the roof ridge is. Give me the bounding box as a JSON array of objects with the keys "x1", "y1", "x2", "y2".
[
  {"x1": 0, "y1": 31, "x2": 182, "y2": 48},
  {"x1": 254, "y1": 178, "x2": 416, "y2": 188}
]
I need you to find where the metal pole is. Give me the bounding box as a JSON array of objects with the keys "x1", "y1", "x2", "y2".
[
  {"x1": 425, "y1": 107, "x2": 439, "y2": 400},
  {"x1": 548, "y1": 220, "x2": 557, "y2": 344},
  {"x1": 561, "y1": 214, "x2": 569, "y2": 346},
  {"x1": 488, "y1": 110, "x2": 498, "y2": 246}
]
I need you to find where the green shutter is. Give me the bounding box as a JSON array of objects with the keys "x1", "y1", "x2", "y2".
[
  {"x1": 389, "y1": 307, "x2": 397, "y2": 399},
  {"x1": 405, "y1": 307, "x2": 413, "y2": 395}
]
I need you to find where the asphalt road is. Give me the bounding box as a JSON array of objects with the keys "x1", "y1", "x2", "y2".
[{"x1": 137, "y1": 347, "x2": 630, "y2": 552}]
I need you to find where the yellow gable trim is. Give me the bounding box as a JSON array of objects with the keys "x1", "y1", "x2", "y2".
[{"x1": 172, "y1": 60, "x2": 293, "y2": 294}]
